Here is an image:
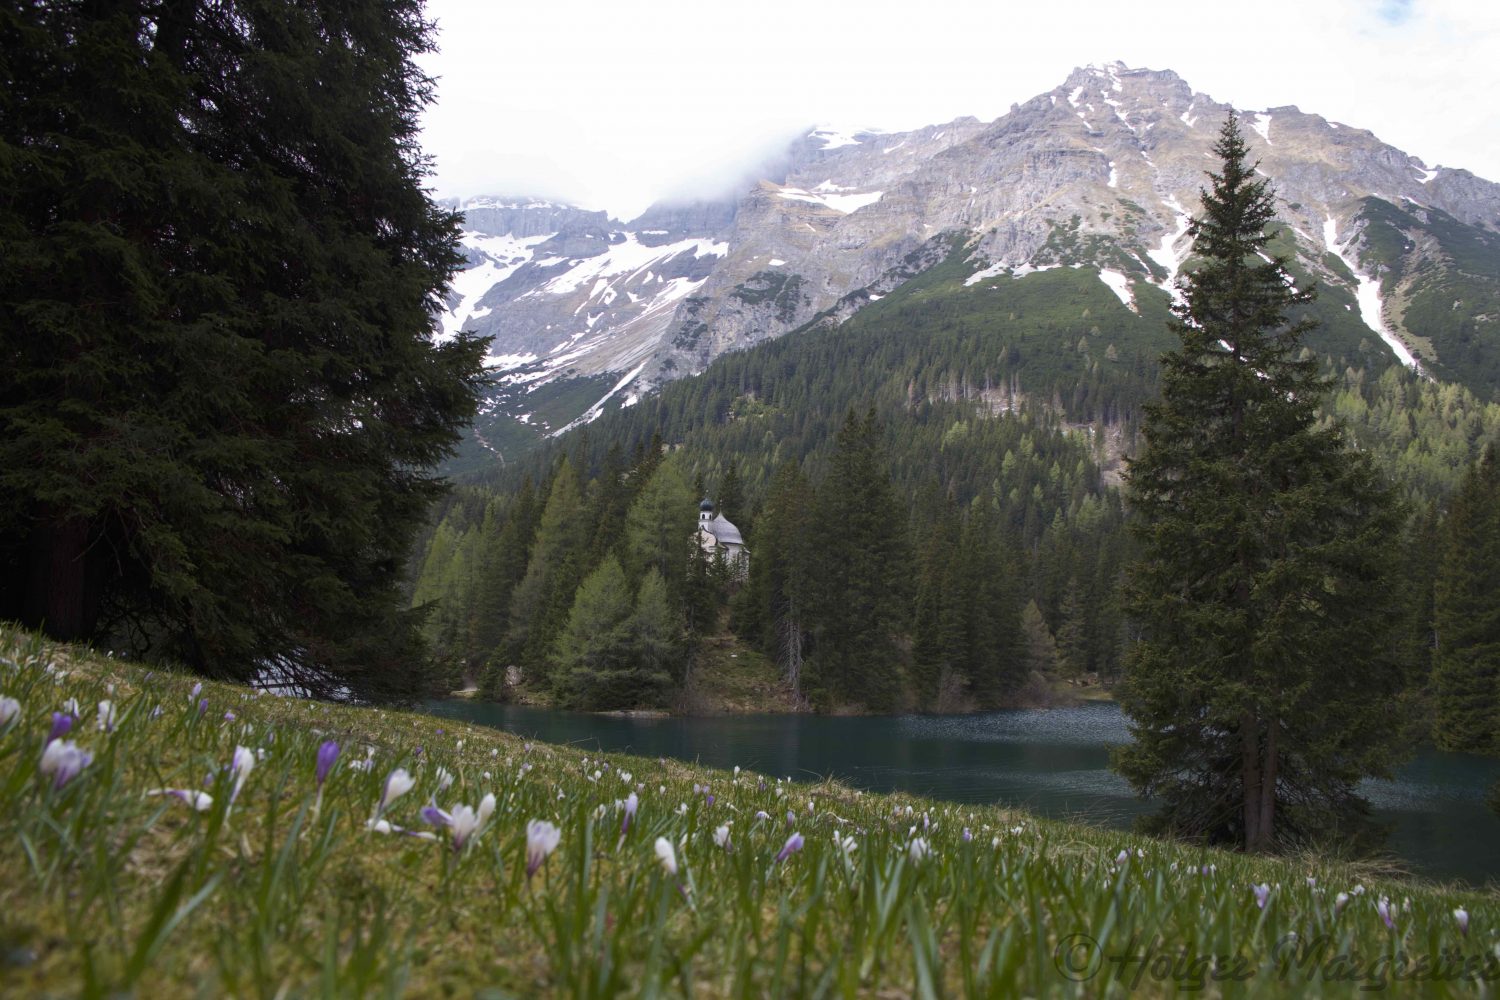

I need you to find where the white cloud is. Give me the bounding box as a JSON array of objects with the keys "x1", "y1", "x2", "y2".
[{"x1": 416, "y1": 0, "x2": 1500, "y2": 219}]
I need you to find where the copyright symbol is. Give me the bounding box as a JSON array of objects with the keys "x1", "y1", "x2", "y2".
[{"x1": 1054, "y1": 933, "x2": 1103, "y2": 981}]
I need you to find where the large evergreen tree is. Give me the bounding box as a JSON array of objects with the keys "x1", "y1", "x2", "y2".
[
  {"x1": 807, "y1": 409, "x2": 908, "y2": 710},
  {"x1": 508, "y1": 460, "x2": 586, "y2": 682},
  {"x1": 735, "y1": 461, "x2": 815, "y2": 701},
  {"x1": 0, "y1": 2, "x2": 485, "y2": 699},
  {"x1": 1431, "y1": 445, "x2": 1500, "y2": 752},
  {"x1": 1115, "y1": 115, "x2": 1407, "y2": 852}
]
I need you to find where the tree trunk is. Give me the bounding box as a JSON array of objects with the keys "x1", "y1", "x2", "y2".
[
  {"x1": 1257, "y1": 720, "x2": 1279, "y2": 847},
  {"x1": 1241, "y1": 710, "x2": 1267, "y2": 851},
  {"x1": 779, "y1": 598, "x2": 803, "y2": 701},
  {"x1": 24, "y1": 514, "x2": 102, "y2": 641}
]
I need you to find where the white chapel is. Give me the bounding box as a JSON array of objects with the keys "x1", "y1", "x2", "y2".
[{"x1": 696, "y1": 498, "x2": 749, "y2": 579}]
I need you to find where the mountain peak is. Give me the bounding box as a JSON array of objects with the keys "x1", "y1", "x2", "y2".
[{"x1": 437, "y1": 65, "x2": 1500, "y2": 464}]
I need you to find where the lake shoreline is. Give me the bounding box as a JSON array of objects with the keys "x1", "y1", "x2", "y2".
[{"x1": 422, "y1": 696, "x2": 1500, "y2": 886}]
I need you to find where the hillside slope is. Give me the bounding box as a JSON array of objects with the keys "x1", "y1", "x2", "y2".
[{"x1": 1, "y1": 625, "x2": 1492, "y2": 995}]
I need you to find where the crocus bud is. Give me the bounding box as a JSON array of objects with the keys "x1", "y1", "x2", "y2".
[
  {"x1": 654, "y1": 836, "x2": 678, "y2": 876},
  {"x1": 1453, "y1": 907, "x2": 1469, "y2": 936},
  {"x1": 776, "y1": 832, "x2": 804, "y2": 863},
  {"x1": 450, "y1": 805, "x2": 480, "y2": 850},
  {"x1": 0, "y1": 696, "x2": 18, "y2": 727},
  {"x1": 316, "y1": 741, "x2": 340, "y2": 787},
  {"x1": 621, "y1": 791, "x2": 638, "y2": 836},
  {"x1": 379, "y1": 768, "x2": 415, "y2": 815},
  {"x1": 526, "y1": 819, "x2": 561, "y2": 878},
  {"x1": 47, "y1": 712, "x2": 73, "y2": 745}
]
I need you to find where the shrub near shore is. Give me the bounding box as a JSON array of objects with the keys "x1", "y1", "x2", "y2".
[{"x1": 0, "y1": 625, "x2": 1493, "y2": 996}]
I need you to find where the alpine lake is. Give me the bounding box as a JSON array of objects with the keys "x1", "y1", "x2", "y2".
[{"x1": 422, "y1": 699, "x2": 1500, "y2": 886}]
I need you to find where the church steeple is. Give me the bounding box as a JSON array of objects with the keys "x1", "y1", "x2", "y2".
[{"x1": 699, "y1": 497, "x2": 715, "y2": 523}]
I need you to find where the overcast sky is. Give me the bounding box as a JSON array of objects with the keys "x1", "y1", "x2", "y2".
[{"x1": 415, "y1": 0, "x2": 1499, "y2": 221}]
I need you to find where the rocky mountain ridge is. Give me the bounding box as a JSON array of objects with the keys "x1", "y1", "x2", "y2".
[{"x1": 435, "y1": 63, "x2": 1500, "y2": 456}]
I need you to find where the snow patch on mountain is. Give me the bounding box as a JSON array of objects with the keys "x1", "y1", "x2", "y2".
[
  {"x1": 487, "y1": 351, "x2": 539, "y2": 371},
  {"x1": 1010, "y1": 262, "x2": 1062, "y2": 278},
  {"x1": 809, "y1": 127, "x2": 869, "y2": 150},
  {"x1": 965, "y1": 260, "x2": 1009, "y2": 286},
  {"x1": 1322, "y1": 215, "x2": 1423, "y2": 372},
  {"x1": 1248, "y1": 112, "x2": 1272, "y2": 144},
  {"x1": 437, "y1": 232, "x2": 550, "y2": 342},
  {"x1": 543, "y1": 235, "x2": 725, "y2": 295},
  {"x1": 1146, "y1": 196, "x2": 1192, "y2": 305},
  {"x1": 776, "y1": 185, "x2": 883, "y2": 214},
  {"x1": 1098, "y1": 269, "x2": 1137, "y2": 312},
  {"x1": 553, "y1": 361, "x2": 649, "y2": 436}
]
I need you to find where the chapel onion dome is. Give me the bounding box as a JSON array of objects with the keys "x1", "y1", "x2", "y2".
[{"x1": 699, "y1": 498, "x2": 715, "y2": 512}]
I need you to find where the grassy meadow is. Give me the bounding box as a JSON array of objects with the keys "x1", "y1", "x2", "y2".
[{"x1": 0, "y1": 624, "x2": 1495, "y2": 997}]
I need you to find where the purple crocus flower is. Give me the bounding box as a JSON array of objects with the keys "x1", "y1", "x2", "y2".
[
  {"x1": 190, "y1": 682, "x2": 202, "y2": 699},
  {"x1": 421, "y1": 802, "x2": 452, "y2": 827},
  {"x1": 47, "y1": 712, "x2": 74, "y2": 745},
  {"x1": 620, "y1": 792, "x2": 638, "y2": 836},
  {"x1": 1376, "y1": 897, "x2": 1395, "y2": 929},
  {"x1": 776, "y1": 832, "x2": 804, "y2": 863},
  {"x1": 316, "y1": 741, "x2": 340, "y2": 787},
  {"x1": 1253, "y1": 884, "x2": 1271, "y2": 910},
  {"x1": 197, "y1": 699, "x2": 208, "y2": 716},
  {"x1": 223, "y1": 711, "x2": 236, "y2": 722}
]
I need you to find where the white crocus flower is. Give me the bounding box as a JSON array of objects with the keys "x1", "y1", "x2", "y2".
[
  {"x1": 450, "y1": 804, "x2": 481, "y2": 850},
  {"x1": 655, "y1": 836, "x2": 678, "y2": 876},
  {"x1": 378, "y1": 768, "x2": 415, "y2": 816},
  {"x1": 525, "y1": 819, "x2": 561, "y2": 878}
]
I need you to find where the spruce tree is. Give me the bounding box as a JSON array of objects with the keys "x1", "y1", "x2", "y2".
[
  {"x1": 807, "y1": 410, "x2": 908, "y2": 710},
  {"x1": 0, "y1": 2, "x2": 485, "y2": 699},
  {"x1": 736, "y1": 461, "x2": 815, "y2": 700},
  {"x1": 717, "y1": 460, "x2": 744, "y2": 527},
  {"x1": 1432, "y1": 445, "x2": 1500, "y2": 752},
  {"x1": 1115, "y1": 115, "x2": 1407, "y2": 852}
]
